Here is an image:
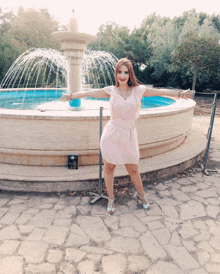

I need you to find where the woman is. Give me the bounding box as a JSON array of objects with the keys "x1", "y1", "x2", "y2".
[{"x1": 61, "y1": 58, "x2": 192, "y2": 214}]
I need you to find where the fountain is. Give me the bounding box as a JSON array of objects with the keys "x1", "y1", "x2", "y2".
[
  {"x1": 0, "y1": 16, "x2": 206, "y2": 192},
  {"x1": 52, "y1": 16, "x2": 95, "y2": 108},
  {"x1": 0, "y1": 48, "x2": 118, "y2": 110}
]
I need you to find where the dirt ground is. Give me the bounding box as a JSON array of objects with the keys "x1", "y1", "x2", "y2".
[{"x1": 194, "y1": 93, "x2": 220, "y2": 117}]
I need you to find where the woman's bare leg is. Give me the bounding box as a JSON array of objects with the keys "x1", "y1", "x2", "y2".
[
  {"x1": 125, "y1": 163, "x2": 147, "y2": 204},
  {"x1": 103, "y1": 160, "x2": 116, "y2": 213},
  {"x1": 103, "y1": 160, "x2": 116, "y2": 200}
]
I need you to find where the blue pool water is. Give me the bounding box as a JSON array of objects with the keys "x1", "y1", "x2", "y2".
[
  {"x1": 0, "y1": 90, "x2": 64, "y2": 110},
  {"x1": 0, "y1": 90, "x2": 175, "y2": 110}
]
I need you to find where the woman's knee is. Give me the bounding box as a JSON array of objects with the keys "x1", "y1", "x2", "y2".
[
  {"x1": 125, "y1": 164, "x2": 139, "y2": 176},
  {"x1": 104, "y1": 161, "x2": 116, "y2": 174}
]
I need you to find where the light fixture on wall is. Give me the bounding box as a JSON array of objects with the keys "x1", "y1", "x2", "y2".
[{"x1": 68, "y1": 155, "x2": 78, "y2": 169}]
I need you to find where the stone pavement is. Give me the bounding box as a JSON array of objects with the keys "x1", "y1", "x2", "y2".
[{"x1": 0, "y1": 116, "x2": 219, "y2": 274}]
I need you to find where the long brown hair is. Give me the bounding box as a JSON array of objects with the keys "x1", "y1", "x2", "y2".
[{"x1": 115, "y1": 58, "x2": 139, "y2": 87}]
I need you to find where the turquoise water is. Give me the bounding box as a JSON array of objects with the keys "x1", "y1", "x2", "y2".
[
  {"x1": 0, "y1": 90, "x2": 64, "y2": 110},
  {"x1": 0, "y1": 90, "x2": 174, "y2": 110}
]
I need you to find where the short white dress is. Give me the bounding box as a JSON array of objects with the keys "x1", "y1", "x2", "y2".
[{"x1": 100, "y1": 85, "x2": 146, "y2": 165}]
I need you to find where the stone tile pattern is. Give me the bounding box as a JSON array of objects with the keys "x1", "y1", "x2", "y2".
[{"x1": 0, "y1": 141, "x2": 220, "y2": 273}]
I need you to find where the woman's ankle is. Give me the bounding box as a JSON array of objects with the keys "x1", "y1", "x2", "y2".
[
  {"x1": 137, "y1": 191, "x2": 145, "y2": 198},
  {"x1": 107, "y1": 193, "x2": 114, "y2": 200},
  {"x1": 137, "y1": 193, "x2": 147, "y2": 205}
]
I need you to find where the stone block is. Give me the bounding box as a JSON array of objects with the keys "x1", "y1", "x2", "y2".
[
  {"x1": 47, "y1": 250, "x2": 63, "y2": 263},
  {"x1": 140, "y1": 231, "x2": 167, "y2": 260},
  {"x1": 0, "y1": 225, "x2": 21, "y2": 240},
  {"x1": 42, "y1": 226, "x2": 69, "y2": 245},
  {"x1": 180, "y1": 201, "x2": 206, "y2": 220},
  {"x1": 105, "y1": 236, "x2": 140, "y2": 253},
  {"x1": 25, "y1": 263, "x2": 56, "y2": 274},
  {"x1": 18, "y1": 241, "x2": 48, "y2": 263},
  {"x1": 165, "y1": 245, "x2": 199, "y2": 270},
  {"x1": 77, "y1": 216, "x2": 111, "y2": 243},
  {"x1": 128, "y1": 255, "x2": 150, "y2": 272},
  {"x1": 102, "y1": 254, "x2": 127, "y2": 274},
  {"x1": 147, "y1": 261, "x2": 184, "y2": 274},
  {"x1": 0, "y1": 256, "x2": 23, "y2": 274},
  {"x1": 65, "y1": 248, "x2": 86, "y2": 262},
  {"x1": 0, "y1": 240, "x2": 20, "y2": 254}
]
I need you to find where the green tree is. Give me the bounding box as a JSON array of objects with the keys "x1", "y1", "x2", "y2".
[
  {"x1": 0, "y1": 7, "x2": 15, "y2": 36},
  {"x1": 0, "y1": 8, "x2": 20, "y2": 83},
  {"x1": 126, "y1": 28, "x2": 150, "y2": 65},
  {"x1": 172, "y1": 31, "x2": 220, "y2": 90},
  {"x1": 89, "y1": 22, "x2": 151, "y2": 83},
  {"x1": 150, "y1": 22, "x2": 178, "y2": 75},
  {"x1": 7, "y1": 7, "x2": 60, "y2": 53},
  {"x1": 140, "y1": 15, "x2": 180, "y2": 86},
  {"x1": 211, "y1": 15, "x2": 220, "y2": 32},
  {"x1": 0, "y1": 7, "x2": 64, "y2": 83},
  {"x1": 140, "y1": 10, "x2": 220, "y2": 89},
  {"x1": 89, "y1": 22, "x2": 130, "y2": 58}
]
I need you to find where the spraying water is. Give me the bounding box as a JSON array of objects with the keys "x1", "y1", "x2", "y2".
[
  {"x1": 1, "y1": 48, "x2": 68, "y2": 89},
  {"x1": 0, "y1": 48, "x2": 174, "y2": 111},
  {"x1": 0, "y1": 48, "x2": 118, "y2": 110}
]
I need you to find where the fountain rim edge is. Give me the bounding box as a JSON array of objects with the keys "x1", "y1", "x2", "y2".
[{"x1": 0, "y1": 97, "x2": 196, "y2": 120}]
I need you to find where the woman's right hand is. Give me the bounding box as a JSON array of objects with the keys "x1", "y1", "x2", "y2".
[
  {"x1": 61, "y1": 93, "x2": 71, "y2": 102},
  {"x1": 60, "y1": 89, "x2": 107, "y2": 101}
]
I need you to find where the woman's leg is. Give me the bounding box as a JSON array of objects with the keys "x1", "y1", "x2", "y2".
[
  {"x1": 103, "y1": 160, "x2": 116, "y2": 200},
  {"x1": 125, "y1": 163, "x2": 148, "y2": 205},
  {"x1": 103, "y1": 160, "x2": 116, "y2": 213}
]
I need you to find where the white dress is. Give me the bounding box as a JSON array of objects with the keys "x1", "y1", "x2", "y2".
[{"x1": 100, "y1": 85, "x2": 146, "y2": 165}]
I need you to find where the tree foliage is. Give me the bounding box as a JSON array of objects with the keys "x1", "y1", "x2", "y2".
[
  {"x1": 89, "y1": 22, "x2": 150, "y2": 66},
  {"x1": 7, "y1": 7, "x2": 60, "y2": 53},
  {"x1": 0, "y1": 8, "x2": 19, "y2": 81},
  {"x1": 88, "y1": 9, "x2": 220, "y2": 90},
  {"x1": 172, "y1": 31, "x2": 220, "y2": 90},
  {"x1": 0, "y1": 7, "x2": 62, "y2": 84},
  {"x1": 144, "y1": 9, "x2": 220, "y2": 90},
  {"x1": 0, "y1": 7, "x2": 15, "y2": 36}
]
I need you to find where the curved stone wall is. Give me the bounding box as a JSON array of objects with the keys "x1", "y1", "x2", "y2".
[{"x1": 0, "y1": 98, "x2": 195, "y2": 166}]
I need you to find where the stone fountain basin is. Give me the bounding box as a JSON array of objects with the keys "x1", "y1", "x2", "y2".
[{"x1": 0, "y1": 97, "x2": 195, "y2": 166}]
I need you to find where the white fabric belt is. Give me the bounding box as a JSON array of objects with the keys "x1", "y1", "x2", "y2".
[
  {"x1": 111, "y1": 119, "x2": 135, "y2": 130},
  {"x1": 111, "y1": 120, "x2": 135, "y2": 148}
]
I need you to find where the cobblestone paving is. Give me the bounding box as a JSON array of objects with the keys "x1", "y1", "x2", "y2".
[{"x1": 0, "y1": 117, "x2": 219, "y2": 274}]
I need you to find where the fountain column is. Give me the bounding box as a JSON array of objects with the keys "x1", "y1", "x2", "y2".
[{"x1": 52, "y1": 17, "x2": 95, "y2": 107}]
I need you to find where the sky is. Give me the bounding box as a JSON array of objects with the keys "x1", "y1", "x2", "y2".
[{"x1": 1, "y1": 0, "x2": 220, "y2": 35}]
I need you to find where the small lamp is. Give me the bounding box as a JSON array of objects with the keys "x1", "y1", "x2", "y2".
[{"x1": 68, "y1": 155, "x2": 78, "y2": 169}]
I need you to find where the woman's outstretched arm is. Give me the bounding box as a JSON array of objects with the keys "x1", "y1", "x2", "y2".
[
  {"x1": 143, "y1": 87, "x2": 193, "y2": 99},
  {"x1": 61, "y1": 88, "x2": 109, "y2": 101}
]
